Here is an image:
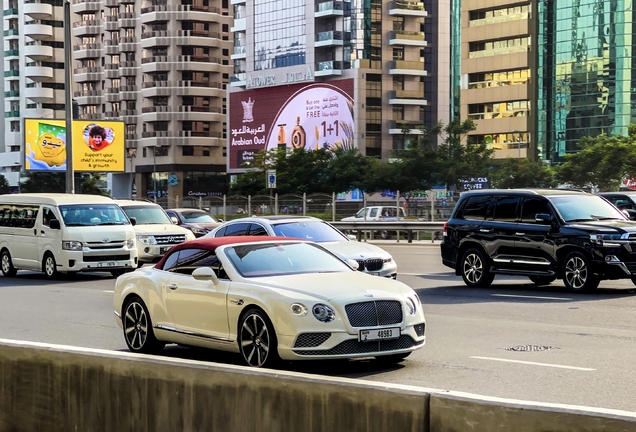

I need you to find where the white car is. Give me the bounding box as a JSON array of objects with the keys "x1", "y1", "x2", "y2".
[
  {"x1": 113, "y1": 236, "x2": 426, "y2": 368},
  {"x1": 203, "y1": 216, "x2": 398, "y2": 279}
]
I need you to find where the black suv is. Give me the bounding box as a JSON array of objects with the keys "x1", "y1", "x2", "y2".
[{"x1": 440, "y1": 189, "x2": 636, "y2": 292}]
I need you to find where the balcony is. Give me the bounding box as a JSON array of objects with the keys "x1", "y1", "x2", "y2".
[
  {"x1": 4, "y1": 111, "x2": 20, "y2": 119},
  {"x1": 230, "y1": 73, "x2": 246, "y2": 87},
  {"x1": 73, "y1": 43, "x2": 102, "y2": 59},
  {"x1": 315, "y1": 1, "x2": 345, "y2": 17},
  {"x1": 120, "y1": 85, "x2": 139, "y2": 100},
  {"x1": 3, "y1": 29, "x2": 19, "y2": 38},
  {"x1": 231, "y1": 0, "x2": 245, "y2": 5},
  {"x1": 231, "y1": 45, "x2": 246, "y2": 60},
  {"x1": 388, "y1": 0, "x2": 427, "y2": 16},
  {"x1": 119, "y1": 36, "x2": 138, "y2": 52},
  {"x1": 4, "y1": 70, "x2": 19, "y2": 78},
  {"x1": 24, "y1": 44, "x2": 53, "y2": 61},
  {"x1": 141, "y1": 56, "x2": 172, "y2": 73},
  {"x1": 141, "y1": 30, "x2": 171, "y2": 49},
  {"x1": 118, "y1": 12, "x2": 136, "y2": 28},
  {"x1": 72, "y1": 20, "x2": 102, "y2": 37},
  {"x1": 389, "y1": 31, "x2": 427, "y2": 46},
  {"x1": 73, "y1": 66, "x2": 103, "y2": 82},
  {"x1": 4, "y1": 49, "x2": 19, "y2": 58},
  {"x1": 24, "y1": 2, "x2": 54, "y2": 19},
  {"x1": 4, "y1": 90, "x2": 19, "y2": 98},
  {"x1": 315, "y1": 60, "x2": 343, "y2": 76},
  {"x1": 119, "y1": 61, "x2": 138, "y2": 76},
  {"x1": 388, "y1": 88, "x2": 427, "y2": 105},
  {"x1": 388, "y1": 60, "x2": 427, "y2": 76},
  {"x1": 25, "y1": 66, "x2": 54, "y2": 81},
  {"x1": 3, "y1": 8, "x2": 18, "y2": 17},
  {"x1": 231, "y1": 18, "x2": 246, "y2": 32},
  {"x1": 24, "y1": 24, "x2": 53, "y2": 40},
  {"x1": 72, "y1": 0, "x2": 102, "y2": 13},
  {"x1": 176, "y1": 56, "x2": 227, "y2": 73},
  {"x1": 388, "y1": 120, "x2": 427, "y2": 135},
  {"x1": 315, "y1": 30, "x2": 346, "y2": 47},
  {"x1": 176, "y1": 80, "x2": 225, "y2": 97},
  {"x1": 25, "y1": 86, "x2": 55, "y2": 103},
  {"x1": 174, "y1": 30, "x2": 222, "y2": 47}
]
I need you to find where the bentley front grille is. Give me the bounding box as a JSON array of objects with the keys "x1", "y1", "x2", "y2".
[{"x1": 345, "y1": 300, "x2": 403, "y2": 327}]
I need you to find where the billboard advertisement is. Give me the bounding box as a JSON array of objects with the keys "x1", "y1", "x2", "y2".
[
  {"x1": 229, "y1": 79, "x2": 354, "y2": 171},
  {"x1": 24, "y1": 119, "x2": 126, "y2": 172}
]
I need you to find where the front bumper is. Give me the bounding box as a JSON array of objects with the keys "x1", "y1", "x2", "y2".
[
  {"x1": 590, "y1": 244, "x2": 636, "y2": 280},
  {"x1": 277, "y1": 323, "x2": 425, "y2": 361},
  {"x1": 57, "y1": 249, "x2": 137, "y2": 272},
  {"x1": 137, "y1": 244, "x2": 178, "y2": 263}
]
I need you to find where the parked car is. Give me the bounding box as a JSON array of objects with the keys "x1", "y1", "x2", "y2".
[
  {"x1": 441, "y1": 188, "x2": 636, "y2": 292},
  {"x1": 341, "y1": 206, "x2": 406, "y2": 239},
  {"x1": 113, "y1": 236, "x2": 426, "y2": 367},
  {"x1": 116, "y1": 200, "x2": 195, "y2": 267},
  {"x1": 165, "y1": 208, "x2": 222, "y2": 237},
  {"x1": 203, "y1": 216, "x2": 398, "y2": 278},
  {"x1": 597, "y1": 192, "x2": 636, "y2": 220}
]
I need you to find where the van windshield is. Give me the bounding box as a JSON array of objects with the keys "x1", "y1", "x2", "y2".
[
  {"x1": 60, "y1": 204, "x2": 130, "y2": 226},
  {"x1": 121, "y1": 205, "x2": 172, "y2": 225}
]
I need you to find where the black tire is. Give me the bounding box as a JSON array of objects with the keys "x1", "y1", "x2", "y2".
[
  {"x1": 561, "y1": 251, "x2": 599, "y2": 293},
  {"x1": 122, "y1": 296, "x2": 165, "y2": 354},
  {"x1": 1, "y1": 249, "x2": 17, "y2": 277},
  {"x1": 42, "y1": 252, "x2": 58, "y2": 279},
  {"x1": 460, "y1": 248, "x2": 494, "y2": 288},
  {"x1": 529, "y1": 275, "x2": 557, "y2": 286},
  {"x1": 376, "y1": 352, "x2": 411, "y2": 364},
  {"x1": 238, "y1": 308, "x2": 280, "y2": 368}
]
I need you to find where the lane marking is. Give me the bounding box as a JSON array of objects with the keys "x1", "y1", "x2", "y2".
[
  {"x1": 492, "y1": 294, "x2": 572, "y2": 301},
  {"x1": 103, "y1": 290, "x2": 114, "y2": 293},
  {"x1": 470, "y1": 356, "x2": 596, "y2": 371}
]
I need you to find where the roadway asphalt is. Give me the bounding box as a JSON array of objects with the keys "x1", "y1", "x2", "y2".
[{"x1": 1, "y1": 242, "x2": 635, "y2": 412}]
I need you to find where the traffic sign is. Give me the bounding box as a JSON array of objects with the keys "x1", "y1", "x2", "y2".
[
  {"x1": 267, "y1": 169, "x2": 276, "y2": 189},
  {"x1": 441, "y1": 199, "x2": 447, "y2": 207}
]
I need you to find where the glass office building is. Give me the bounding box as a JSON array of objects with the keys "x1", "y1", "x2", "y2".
[{"x1": 537, "y1": 0, "x2": 635, "y2": 162}]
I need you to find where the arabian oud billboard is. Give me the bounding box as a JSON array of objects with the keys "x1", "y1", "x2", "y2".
[
  {"x1": 24, "y1": 118, "x2": 125, "y2": 172},
  {"x1": 229, "y1": 79, "x2": 354, "y2": 171}
]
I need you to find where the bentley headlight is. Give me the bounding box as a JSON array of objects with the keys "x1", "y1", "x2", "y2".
[
  {"x1": 62, "y1": 241, "x2": 82, "y2": 251},
  {"x1": 406, "y1": 297, "x2": 417, "y2": 315},
  {"x1": 125, "y1": 238, "x2": 135, "y2": 248},
  {"x1": 312, "y1": 304, "x2": 335, "y2": 323},
  {"x1": 290, "y1": 303, "x2": 308, "y2": 317},
  {"x1": 136, "y1": 235, "x2": 156, "y2": 245}
]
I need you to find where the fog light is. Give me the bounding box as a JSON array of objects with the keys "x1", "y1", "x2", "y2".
[
  {"x1": 144, "y1": 247, "x2": 150, "y2": 253},
  {"x1": 605, "y1": 255, "x2": 620, "y2": 262}
]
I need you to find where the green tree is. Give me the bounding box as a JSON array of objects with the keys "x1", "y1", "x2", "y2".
[
  {"x1": 322, "y1": 148, "x2": 378, "y2": 195},
  {"x1": 489, "y1": 158, "x2": 557, "y2": 189},
  {"x1": 20, "y1": 172, "x2": 66, "y2": 193},
  {"x1": 556, "y1": 134, "x2": 633, "y2": 191},
  {"x1": 0, "y1": 174, "x2": 10, "y2": 194},
  {"x1": 79, "y1": 173, "x2": 109, "y2": 195}
]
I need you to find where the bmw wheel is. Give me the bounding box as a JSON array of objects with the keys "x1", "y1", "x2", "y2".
[
  {"x1": 562, "y1": 251, "x2": 599, "y2": 292},
  {"x1": 42, "y1": 253, "x2": 58, "y2": 279},
  {"x1": 1, "y1": 250, "x2": 17, "y2": 277},
  {"x1": 460, "y1": 248, "x2": 494, "y2": 288},
  {"x1": 238, "y1": 309, "x2": 280, "y2": 368},
  {"x1": 122, "y1": 296, "x2": 165, "y2": 354},
  {"x1": 529, "y1": 275, "x2": 557, "y2": 286}
]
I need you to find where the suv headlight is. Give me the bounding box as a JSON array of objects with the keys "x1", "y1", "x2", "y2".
[
  {"x1": 312, "y1": 304, "x2": 335, "y2": 323},
  {"x1": 590, "y1": 233, "x2": 626, "y2": 245},
  {"x1": 185, "y1": 231, "x2": 196, "y2": 241},
  {"x1": 136, "y1": 235, "x2": 156, "y2": 245},
  {"x1": 125, "y1": 238, "x2": 135, "y2": 248},
  {"x1": 62, "y1": 241, "x2": 82, "y2": 251},
  {"x1": 190, "y1": 227, "x2": 207, "y2": 236}
]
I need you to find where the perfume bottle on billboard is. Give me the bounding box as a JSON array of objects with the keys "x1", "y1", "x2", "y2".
[
  {"x1": 290, "y1": 116, "x2": 306, "y2": 149},
  {"x1": 277, "y1": 124, "x2": 287, "y2": 150}
]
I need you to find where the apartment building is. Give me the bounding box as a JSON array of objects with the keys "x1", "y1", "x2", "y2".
[
  {"x1": 2, "y1": 0, "x2": 67, "y2": 191},
  {"x1": 72, "y1": 0, "x2": 233, "y2": 202},
  {"x1": 227, "y1": 0, "x2": 450, "y2": 172},
  {"x1": 458, "y1": 1, "x2": 533, "y2": 160}
]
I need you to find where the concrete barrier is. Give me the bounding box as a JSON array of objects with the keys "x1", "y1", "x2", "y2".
[{"x1": 0, "y1": 338, "x2": 634, "y2": 432}]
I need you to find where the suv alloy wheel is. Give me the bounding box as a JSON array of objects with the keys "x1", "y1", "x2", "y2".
[{"x1": 460, "y1": 248, "x2": 495, "y2": 288}]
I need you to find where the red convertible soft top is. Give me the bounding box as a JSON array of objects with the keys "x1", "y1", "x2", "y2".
[{"x1": 154, "y1": 236, "x2": 295, "y2": 269}]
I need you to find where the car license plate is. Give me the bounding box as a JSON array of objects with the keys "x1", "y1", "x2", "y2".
[
  {"x1": 97, "y1": 261, "x2": 117, "y2": 268},
  {"x1": 369, "y1": 272, "x2": 380, "y2": 276},
  {"x1": 359, "y1": 327, "x2": 400, "y2": 342}
]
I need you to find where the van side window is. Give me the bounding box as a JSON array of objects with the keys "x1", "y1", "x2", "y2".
[
  {"x1": 6, "y1": 205, "x2": 39, "y2": 229},
  {"x1": 42, "y1": 207, "x2": 58, "y2": 227},
  {"x1": 369, "y1": 208, "x2": 378, "y2": 218},
  {"x1": 491, "y1": 196, "x2": 520, "y2": 223},
  {"x1": 0, "y1": 205, "x2": 10, "y2": 226},
  {"x1": 460, "y1": 196, "x2": 491, "y2": 220},
  {"x1": 520, "y1": 197, "x2": 552, "y2": 223}
]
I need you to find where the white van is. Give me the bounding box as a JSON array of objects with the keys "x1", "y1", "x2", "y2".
[
  {"x1": 0, "y1": 193, "x2": 138, "y2": 278},
  {"x1": 116, "y1": 200, "x2": 195, "y2": 267}
]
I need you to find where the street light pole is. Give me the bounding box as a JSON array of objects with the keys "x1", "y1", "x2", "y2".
[
  {"x1": 63, "y1": 0, "x2": 74, "y2": 194},
  {"x1": 153, "y1": 145, "x2": 157, "y2": 203}
]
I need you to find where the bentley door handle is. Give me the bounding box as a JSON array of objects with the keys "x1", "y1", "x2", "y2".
[
  {"x1": 168, "y1": 284, "x2": 178, "y2": 290},
  {"x1": 515, "y1": 232, "x2": 526, "y2": 236}
]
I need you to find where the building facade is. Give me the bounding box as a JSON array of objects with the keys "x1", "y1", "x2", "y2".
[
  {"x1": 71, "y1": 0, "x2": 232, "y2": 203},
  {"x1": 228, "y1": 0, "x2": 450, "y2": 170},
  {"x1": 2, "y1": 0, "x2": 67, "y2": 191}
]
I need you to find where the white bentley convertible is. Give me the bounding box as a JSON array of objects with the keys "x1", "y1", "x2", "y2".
[{"x1": 113, "y1": 236, "x2": 426, "y2": 368}]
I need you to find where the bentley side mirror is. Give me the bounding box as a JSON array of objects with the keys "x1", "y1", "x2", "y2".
[{"x1": 192, "y1": 267, "x2": 219, "y2": 285}]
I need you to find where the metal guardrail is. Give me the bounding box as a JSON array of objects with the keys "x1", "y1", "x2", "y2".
[{"x1": 329, "y1": 221, "x2": 446, "y2": 243}]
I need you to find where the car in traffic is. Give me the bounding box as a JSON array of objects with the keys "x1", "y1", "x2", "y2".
[
  {"x1": 203, "y1": 216, "x2": 398, "y2": 278},
  {"x1": 597, "y1": 191, "x2": 636, "y2": 220},
  {"x1": 341, "y1": 206, "x2": 407, "y2": 239},
  {"x1": 165, "y1": 208, "x2": 222, "y2": 237},
  {"x1": 441, "y1": 189, "x2": 636, "y2": 292},
  {"x1": 113, "y1": 236, "x2": 426, "y2": 367},
  {"x1": 117, "y1": 200, "x2": 195, "y2": 267}
]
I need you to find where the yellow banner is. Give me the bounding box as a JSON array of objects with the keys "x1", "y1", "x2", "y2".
[{"x1": 24, "y1": 119, "x2": 125, "y2": 172}]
